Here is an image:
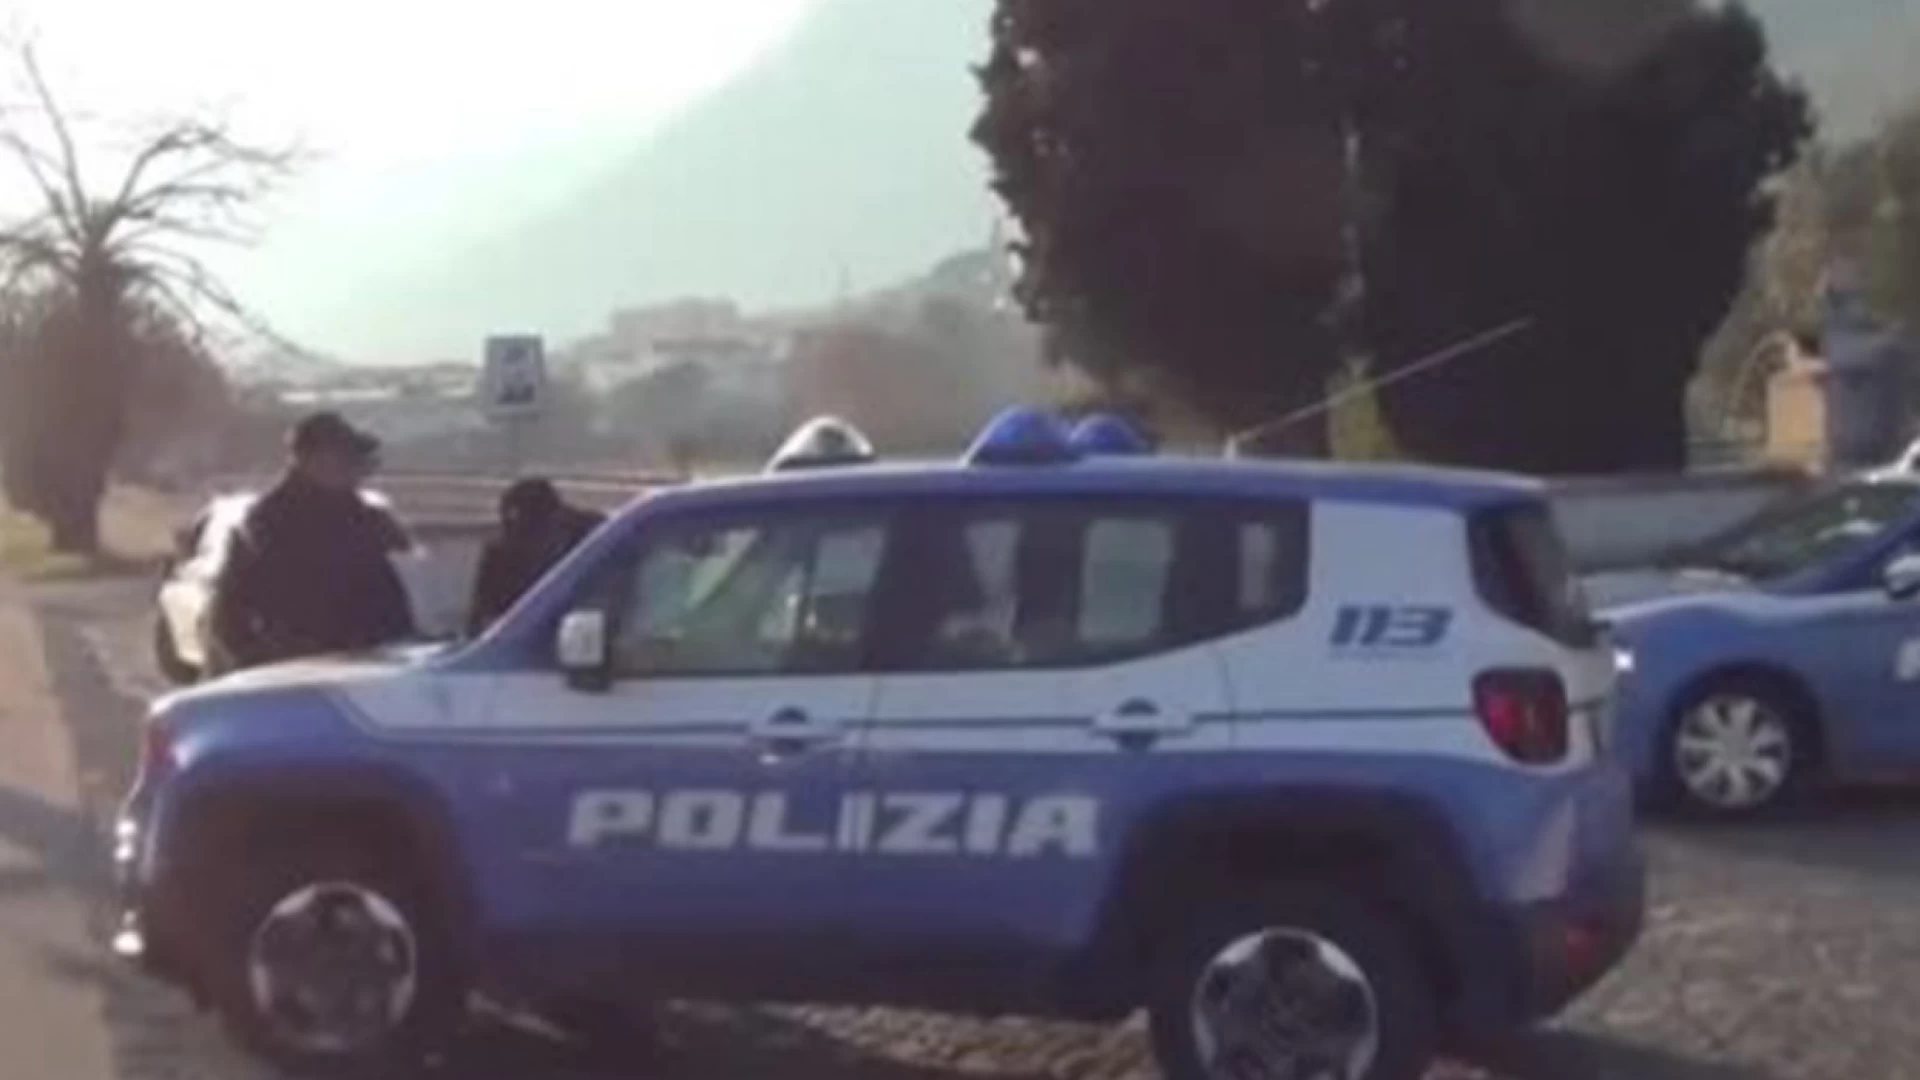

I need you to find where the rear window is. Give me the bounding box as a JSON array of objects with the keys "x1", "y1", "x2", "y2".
[{"x1": 1469, "y1": 502, "x2": 1596, "y2": 648}]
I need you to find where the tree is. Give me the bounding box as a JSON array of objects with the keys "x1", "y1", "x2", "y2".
[
  {"x1": 975, "y1": 0, "x2": 1809, "y2": 472},
  {"x1": 1364, "y1": 1, "x2": 1810, "y2": 472},
  {"x1": 973, "y1": 0, "x2": 1349, "y2": 453},
  {"x1": 1693, "y1": 152, "x2": 1836, "y2": 439},
  {"x1": 115, "y1": 303, "x2": 234, "y2": 480},
  {"x1": 0, "y1": 43, "x2": 298, "y2": 550}
]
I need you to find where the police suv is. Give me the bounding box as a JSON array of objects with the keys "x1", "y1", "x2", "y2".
[{"x1": 113, "y1": 411, "x2": 1644, "y2": 1080}]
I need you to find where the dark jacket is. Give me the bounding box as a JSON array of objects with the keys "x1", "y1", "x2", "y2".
[
  {"x1": 210, "y1": 473, "x2": 417, "y2": 670},
  {"x1": 467, "y1": 505, "x2": 604, "y2": 636}
]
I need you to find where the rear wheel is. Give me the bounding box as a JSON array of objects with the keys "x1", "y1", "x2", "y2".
[
  {"x1": 1660, "y1": 675, "x2": 1809, "y2": 818},
  {"x1": 203, "y1": 841, "x2": 463, "y2": 1077},
  {"x1": 1147, "y1": 884, "x2": 1436, "y2": 1080}
]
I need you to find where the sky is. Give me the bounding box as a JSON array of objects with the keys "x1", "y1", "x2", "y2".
[{"x1": 1, "y1": 0, "x2": 821, "y2": 359}]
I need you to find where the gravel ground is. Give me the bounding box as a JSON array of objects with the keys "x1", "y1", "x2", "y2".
[{"x1": 25, "y1": 576, "x2": 1920, "y2": 1080}]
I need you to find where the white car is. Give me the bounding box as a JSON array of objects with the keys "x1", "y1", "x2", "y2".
[{"x1": 153, "y1": 490, "x2": 466, "y2": 684}]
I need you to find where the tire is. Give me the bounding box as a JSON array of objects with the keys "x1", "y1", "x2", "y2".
[
  {"x1": 1147, "y1": 884, "x2": 1436, "y2": 1080},
  {"x1": 202, "y1": 840, "x2": 463, "y2": 1078},
  {"x1": 1657, "y1": 673, "x2": 1810, "y2": 819},
  {"x1": 153, "y1": 617, "x2": 199, "y2": 686}
]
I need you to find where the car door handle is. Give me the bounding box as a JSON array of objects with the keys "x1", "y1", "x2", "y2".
[
  {"x1": 1090, "y1": 698, "x2": 1193, "y2": 749},
  {"x1": 748, "y1": 707, "x2": 842, "y2": 754}
]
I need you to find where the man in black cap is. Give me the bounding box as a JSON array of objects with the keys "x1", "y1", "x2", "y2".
[
  {"x1": 209, "y1": 411, "x2": 417, "y2": 672},
  {"x1": 466, "y1": 477, "x2": 604, "y2": 636}
]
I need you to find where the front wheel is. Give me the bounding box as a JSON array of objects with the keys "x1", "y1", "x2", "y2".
[
  {"x1": 1147, "y1": 884, "x2": 1436, "y2": 1080},
  {"x1": 204, "y1": 843, "x2": 463, "y2": 1077},
  {"x1": 1660, "y1": 676, "x2": 1809, "y2": 818}
]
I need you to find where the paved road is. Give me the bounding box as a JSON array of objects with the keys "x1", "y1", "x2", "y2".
[{"x1": 18, "y1": 575, "x2": 1920, "y2": 1078}]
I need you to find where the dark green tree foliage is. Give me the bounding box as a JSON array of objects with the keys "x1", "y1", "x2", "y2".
[
  {"x1": 973, "y1": 0, "x2": 1347, "y2": 437},
  {"x1": 976, "y1": 0, "x2": 1809, "y2": 472},
  {"x1": 1365, "y1": 2, "x2": 1810, "y2": 472}
]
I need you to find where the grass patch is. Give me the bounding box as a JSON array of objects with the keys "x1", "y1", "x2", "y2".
[{"x1": 0, "y1": 492, "x2": 177, "y2": 583}]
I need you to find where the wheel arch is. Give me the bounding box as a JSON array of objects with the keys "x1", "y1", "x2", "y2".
[
  {"x1": 1074, "y1": 786, "x2": 1494, "y2": 1026},
  {"x1": 1665, "y1": 660, "x2": 1828, "y2": 772},
  {"x1": 160, "y1": 763, "x2": 480, "y2": 974}
]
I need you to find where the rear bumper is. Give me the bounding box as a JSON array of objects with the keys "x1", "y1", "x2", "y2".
[
  {"x1": 1449, "y1": 843, "x2": 1646, "y2": 1042},
  {"x1": 111, "y1": 806, "x2": 205, "y2": 1000},
  {"x1": 1511, "y1": 847, "x2": 1646, "y2": 1019}
]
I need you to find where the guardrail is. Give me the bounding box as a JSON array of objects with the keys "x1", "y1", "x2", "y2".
[{"x1": 189, "y1": 458, "x2": 1820, "y2": 575}]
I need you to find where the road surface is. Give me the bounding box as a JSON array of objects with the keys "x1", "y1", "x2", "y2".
[{"x1": 11, "y1": 574, "x2": 1920, "y2": 1078}]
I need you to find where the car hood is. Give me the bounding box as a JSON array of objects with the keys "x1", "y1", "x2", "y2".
[
  {"x1": 1583, "y1": 566, "x2": 1753, "y2": 610},
  {"x1": 159, "y1": 640, "x2": 454, "y2": 705}
]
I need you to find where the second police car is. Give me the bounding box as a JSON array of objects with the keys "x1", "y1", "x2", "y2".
[
  {"x1": 1594, "y1": 467, "x2": 1920, "y2": 817},
  {"x1": 113, "y1": 410, "x2": 1644, "y2": 1080}
]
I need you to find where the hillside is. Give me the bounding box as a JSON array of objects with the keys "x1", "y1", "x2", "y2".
[
  {"x1": 347, "y1": 0, "x2": 998, "y2": 359},
  {"x1": 339, "y1": 0, "x2": 1918, "y2": 361}
]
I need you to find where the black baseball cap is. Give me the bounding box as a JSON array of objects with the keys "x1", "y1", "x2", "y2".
[
  {"x1": 289, "y1": 411, "x2": 380, "y2": 458},
  {"x1": 500, "y1": 477, "x2": 561, "y2": 520}
]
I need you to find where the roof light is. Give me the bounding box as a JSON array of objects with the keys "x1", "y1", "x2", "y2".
[
  {"x1": 1067, "y1": 413, "x2": 1152, "y2": 456},
  {"x1": 766, "y1": 416, "x2": 877, "y2": 473},
  {"x1": 964, "y1": 406, "x2": 1078, "y2": 467}
]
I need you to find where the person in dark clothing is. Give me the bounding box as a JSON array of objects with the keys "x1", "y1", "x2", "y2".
[
  {"x1": 467, "y1": 477, "x2": 604, "y2": 636},
  {"x1": 208, "y1": 412, "x2": 417, "y2": 673}
]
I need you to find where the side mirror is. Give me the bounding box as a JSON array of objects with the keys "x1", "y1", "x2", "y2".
[
  {"x1": 1885, "y1": 553, "x2": 1920, "y2": 601},
  {"x1": 555, "y1": 609, "x2": 612, "y2": 691}
]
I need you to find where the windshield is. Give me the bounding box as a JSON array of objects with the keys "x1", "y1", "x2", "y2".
[{"x1": 1683, "y1": 481, "x2": 1920, "y2": 581}]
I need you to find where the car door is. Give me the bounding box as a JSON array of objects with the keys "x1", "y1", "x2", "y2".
[
  {"x1": 474, "y1": 502, "x2": 893, "y2": 992},
  {"x1": 845, "y1": 494, "x2": 1235, "y2": 999},
  {"x1": 1787, "y1": 529, "x2": 1920, "y2": 765}
]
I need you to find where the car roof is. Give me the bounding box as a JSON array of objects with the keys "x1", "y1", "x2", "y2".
[{"x1": 638, "y1": 455, "x2": 1544, "y2": 516}]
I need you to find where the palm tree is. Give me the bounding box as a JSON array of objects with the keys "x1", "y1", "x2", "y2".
[{"x1": 0, "y1": 42, "x2": 299, "y2": 551}]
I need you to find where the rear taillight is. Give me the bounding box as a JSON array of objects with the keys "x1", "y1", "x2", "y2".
[
  {"x1": 1473, "y1": 669, "x2": 1569, "y2": 764},
  {"x1": 138, "y1": 721, "x2": 176, "y2": 779}
]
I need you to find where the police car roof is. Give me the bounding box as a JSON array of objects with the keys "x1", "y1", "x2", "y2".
[{"x1": 643, "y1": 454, "x2": 1544, "y2": 515}]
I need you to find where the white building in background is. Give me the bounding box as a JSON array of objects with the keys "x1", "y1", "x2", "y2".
[
  {"x1": 277, "y1": 363, "x2": 488, "y2": 448},
  {"x1": 562, "y1": 299, "x2": 792, "y2": 403}
]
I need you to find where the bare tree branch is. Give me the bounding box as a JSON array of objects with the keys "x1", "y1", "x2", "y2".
[
  {"x1": 0, "y1": 123, "x2": 80, "y2": 245},
  {"x1": 17, "y1": 43, "x2": 86, "y2": 221},
  {"x1": 0, "y1": 44, "x2": 305, "y2": 346}
]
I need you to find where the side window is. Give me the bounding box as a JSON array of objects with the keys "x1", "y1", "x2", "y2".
[
  {"x1": 904, "y1": 502, "x2": 1184, "y2": 670},
  {"x1": 1228, "y1": 505, "x2": 1309, "y2": 631},
  {"x1": 1078, "y1": 516, "x2": 1176, "y2": 652},
  {"x1": 920, "y1": 515, "x2": 1022, "y2": 669},
  {"x1": 608, "y1": 512, "x2": 889, "y2": 677},
  {"x1": 1469, "y1": 501, "x2": 1595, "y2": 648}
]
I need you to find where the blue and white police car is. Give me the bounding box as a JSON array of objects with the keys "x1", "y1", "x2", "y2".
[
  {"x1": 1599, "y1": 468, "x2": 1920, "y2": 817},
  {"x1": 113, "y1": 410, "x2": 1643, "y2": 1080}
]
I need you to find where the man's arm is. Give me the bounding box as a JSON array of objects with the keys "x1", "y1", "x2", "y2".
[
  {"x1": 363, "y1": 550, "x2": 417, "y2": 644},
  {"x1": 369, "y1": 505, "x2": 414, "y2": 553},
  {"x1": 209, "y1": 525, "x2": 272, "y2": 668},
  {"x1": 466, "y1": 541, "x2": 512, "y2": 637}
]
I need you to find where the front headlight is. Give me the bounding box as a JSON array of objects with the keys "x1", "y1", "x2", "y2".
[{"x1": 1613, "y1": 647, "x2": 1636, "y2": 675}]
